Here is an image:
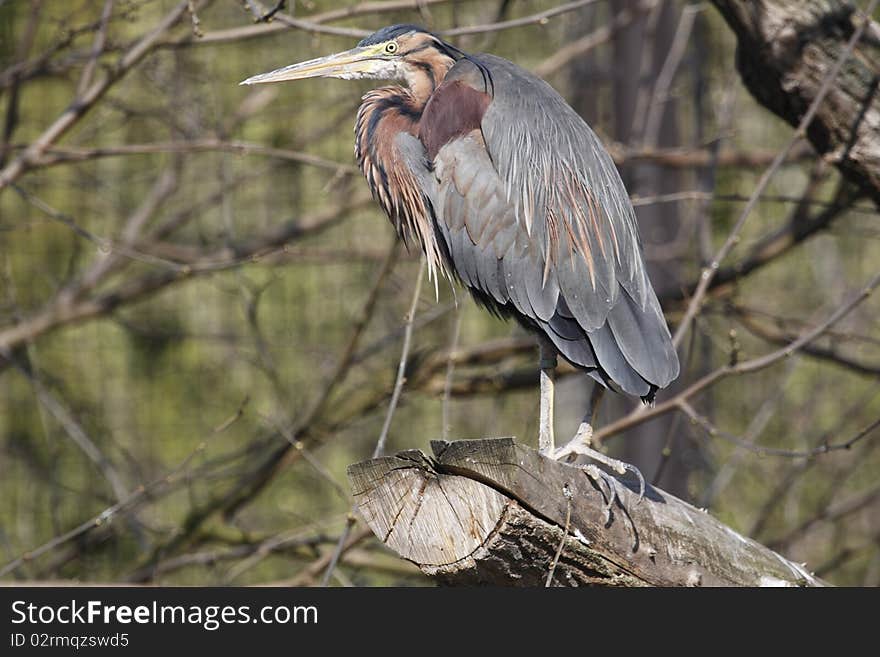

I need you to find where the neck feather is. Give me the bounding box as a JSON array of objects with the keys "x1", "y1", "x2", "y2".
[{"x1": 355, "y1": 88, "x2": 447, "y2": 284}]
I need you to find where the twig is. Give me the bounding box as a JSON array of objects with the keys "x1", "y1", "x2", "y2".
[
  {"x1": 252, "y1": 1, "x2": 286, "y2": 23},
  {"x1": 731, "y1": 304, "x2": 880, "y2": 377},
  {"x1": 747, "y1": 388, "x2": 880, "y2": 539},
  {"x1": 441, "y1": 307, "x2": 463, "y2": 440},
  {"x1": 321, "y1": 259, "x2": 426, "y2": 586},
  {"x1": 771, "y1": 484, "x2": 880, "y2": 552},
  {"x1": 373, "y1": 259, "x2": 425, "y2": 459},
  {"x1": 350, "y1": 302, "x2": 453, "y2": 367},
  {"x1": 661, "y1": 182, "x2": 859, "y2": 308},
  {"x1": 26, "y1": 139, "x2": 360, "y2": 174},
  {"x1": 534, "y1": 0, "x2": 658, "y2": 78},
  {"x1": 273, "y1": 419, "x2": 350, "y2": 504},
  {"x1": 678, "y1": 401, "x2": 880, "y2": 458},
  {"x1": 0, "y1": 441, "x2": 207, "y2": 578},
  {"x1": 597, "y1": 270, "x2": 880, "y2": 442},
  {"x1": 814, "y1": 530, "x2": 880, "y2": 579},
  {"x1": 0, "y1": 1, "x2": 192, "y2": 191},
  {"x1": 187, "y1": 0, "x2": 203, "y2": 37},
  {"x1": 240, "y1": 1, "x2": 370, "y2": 38},
  {"x1": 224, "y1": 523, "x2": 342, "y2": 583},
  {"x1": 76, "y1": 0, "x2": 114, "y2": 98},
  {"x1": 4, "y1": 352, "x2": 130, "y2": 504},
  {"x1": 699, "y1": 361, "x2": 797, "y2": 507},
  {"x1": 297, "y1": 242, "x2": 401, "y2": 436},
  {"x1": 642, "y1": 3, "x2": 701, "y2": 148},
  {"x1": 0, "y1": 196, "x2": 370, "y2": 355},
  {"x1": 181, "y1": 0, "x2": 457, "y2": 45},
  {"x1": 443, "y1": 0, "x2": 603, "y2": 36},
  {"x1": 10, "y1": 183, "x2": 109, "y2": 250},
  {"x1": 66, "y1": 168, "x2": 180, "y2": 300},
  {"x1": 223, "y1": 0, "x2": 611, "y2": 42},
  {"x1": 318, "y1": 515, "x2": 358, "y2": 587},
  {"x1": 545, "y1": 484, "x2": 573, "y2": 587},
  {"x1": 0, "y1": 0, "x2": 42, "y2": 168},
  {"x1": 212, "y1": 397, "x2": 250, "y2": 433},
  {"x1": 288, "y1": 526, "x2": 373, "y2": 586},
  {"x1": 129, "y1": 530, "x2": 334, "y2": 582}
]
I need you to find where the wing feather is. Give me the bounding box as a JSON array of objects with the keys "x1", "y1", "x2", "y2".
[{"x1": 395, "y1": 55, "x2": 679, "y2": 395}]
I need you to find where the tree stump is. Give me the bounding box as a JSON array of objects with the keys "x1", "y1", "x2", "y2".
[{"x1": 347, "y1": 438, "x2": 826, "y2": 586}]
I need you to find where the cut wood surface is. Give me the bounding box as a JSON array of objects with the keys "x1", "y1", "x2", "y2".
[{"x1": 347, "y1": 438, "x2": 826, "y2": 586}]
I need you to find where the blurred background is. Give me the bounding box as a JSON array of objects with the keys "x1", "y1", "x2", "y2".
[{"x1": 1, "y1": 0, "x2": 878, "y2": 586}]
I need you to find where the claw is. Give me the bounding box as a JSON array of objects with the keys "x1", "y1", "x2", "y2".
[
  {"x1": 548, "y1": 432, "x2": 645, "y2": 503},
  {"x1": 584, "y1": 464, "x2": 617, "y2": 524},
  {"x1": 623, "y1": 462, "x2": 646, "y2": 503},
  {"x1": 545, "y1": 442, "x2": 643, "y2": 551}
]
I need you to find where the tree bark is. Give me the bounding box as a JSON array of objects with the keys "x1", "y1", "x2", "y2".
[
  {"x1": 347, "y1": 438, "x2": 826, "y2": 587},
  {"x1": 711, "y1": 0, "x2": 880, "y2": 204}
]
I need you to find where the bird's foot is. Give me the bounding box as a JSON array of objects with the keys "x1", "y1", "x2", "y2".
[{"x1": 541, "y1": 424, "x2": 646, "y2": 503}]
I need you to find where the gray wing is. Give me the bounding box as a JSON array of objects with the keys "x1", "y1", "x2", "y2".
[{"x1": 402, "y1": 56, "x2": 679, "y2": 395}]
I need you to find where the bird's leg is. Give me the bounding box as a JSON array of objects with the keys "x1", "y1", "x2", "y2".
[
  {"x1": 537, "y1": 336, "x2": 557, "y2": 455},
  {"x1": 549, "y1": 380, "x2": 646, "y2": 499},
  {"x1": 572, "y1": 384, "x2": 605, "y2": 450}
]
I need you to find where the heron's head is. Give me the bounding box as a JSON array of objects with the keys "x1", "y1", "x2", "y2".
[{"x1": 240, "y1": 25, "x2": 462, "y2": 100}]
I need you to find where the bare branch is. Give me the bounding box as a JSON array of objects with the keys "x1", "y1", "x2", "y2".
[
  {"x1": 673, "y1": 2, "x2": 879, "y2": 348},
  {"x1": 0, "y1": 1, "x2": 192, "y2": 191},
  {"x1": 597, "y1": 270, "x2": 880, "y2": 442}
]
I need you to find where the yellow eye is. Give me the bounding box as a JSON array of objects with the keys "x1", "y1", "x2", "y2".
[{"x1": 384, "y1": 41, "x2": 398, "y2": 54}]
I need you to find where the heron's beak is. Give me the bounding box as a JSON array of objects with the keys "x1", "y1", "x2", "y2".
[{"x1": 240, "y1": 45, "x2": 385, "y2": 85}]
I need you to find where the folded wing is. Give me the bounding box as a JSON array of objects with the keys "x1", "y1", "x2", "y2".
[{"x1": 401, "y1": 54, "x2": 679, "y2": 398}]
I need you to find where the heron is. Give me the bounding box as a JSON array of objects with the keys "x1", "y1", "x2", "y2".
[{"x1": 242, "y1": 24, "x2": 679, "y2": 483}]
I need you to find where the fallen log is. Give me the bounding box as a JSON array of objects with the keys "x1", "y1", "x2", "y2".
[{"x1": 347, "y1": 438, "x2": 826, "y2": 587}]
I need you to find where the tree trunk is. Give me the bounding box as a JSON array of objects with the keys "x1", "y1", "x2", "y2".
[
  {"x1": 598, "y1": 0, "x2": 695, "y2": 498},
  {"x1": 711, "y1": 0, "x2": 880, "y2": 204},
  {"x1": 347, "y1": 438, "x2": 826, "y2": 587}
]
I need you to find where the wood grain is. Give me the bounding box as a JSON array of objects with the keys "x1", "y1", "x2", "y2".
[{"x1": 348, "y1": 438, "x2": 827, "y2": 586}]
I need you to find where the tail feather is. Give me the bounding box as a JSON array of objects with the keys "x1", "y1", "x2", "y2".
[
  {"x1": 606, "y1": 286, "x2": 679, "y2": 388},
  {"x1": 539, "y1": 283, "x2": 677, "y2": 399}
]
